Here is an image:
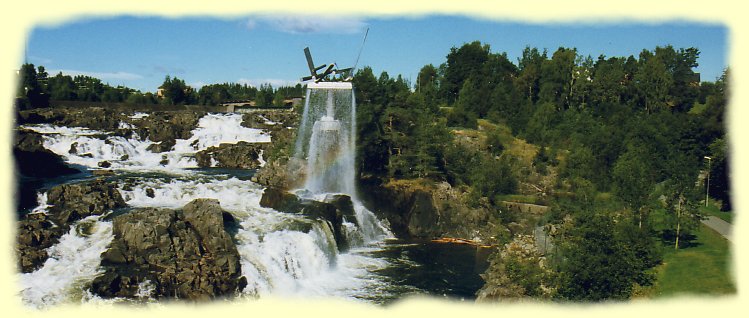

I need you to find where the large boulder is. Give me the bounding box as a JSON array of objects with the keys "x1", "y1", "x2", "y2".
[
  {"x1": 16, "y1": 179, "x2": 126, "y2": 272},
  {"x1": 195, "y1": 142, "x2": 266, "y2": 169},
  {"x1": 46, "y1": 178, "x2": 127, "y2": 226},
  {"x1": 92, "y1": 199, "x2": 246, "y2": 300},
  {"x1": 259, "y1": 188, "x2": 354, "y2": 251},
  {"x1": 13, "y1": 129, "x2": 79, "y2": 178},
  {"x1": 252, "y1": 157, "x2": 306, "y2": 190},
  {"x1": 16, "y1": 213, "x2": 66, "y2": 273}
]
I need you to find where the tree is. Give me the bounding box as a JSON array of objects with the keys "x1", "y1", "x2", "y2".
[
  {"x1": 556, "y1": 208, "x2": 642, "y2": 301},
  {"x1": 441, "y1": 41, "x2": 491, "y2": 104},
  {"x1": 159, "y1": 75, "x2": 191, "y2": 105},
  {"x1": 634, "y1": 50, "x2": 673, "y2": 113},
  {"x1": 612, "y1": 146, "x2": 656, "y2": 228},
  {"x1": 16, "y1": 63, "x2": 48, "y2": 109},
  {"x1": 516, "y1": 46, "x2": 547, "y2": 104},
  {"x1": 538, "y1": 47, "x2": 577, "y2": 109}
]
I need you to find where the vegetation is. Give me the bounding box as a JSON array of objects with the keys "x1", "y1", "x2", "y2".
[
  {"x1": 351, "y1": 41, "x2": 730, "y2": 301},
  {"x1": 15, "y1": 39, "x2": 731, "y2": 301},
  {"x1": 15, "y1": 65, "x2": 304, "y2": 108}
]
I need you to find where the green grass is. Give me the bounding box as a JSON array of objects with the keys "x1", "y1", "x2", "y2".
[
  {"x1": 700, "y1": 204, "x2": 733, "y2": 223},
  {"x1": 643, "y1": 224, "x2": 735, "y2": 298},
  {"x1": 497, "y1": 194, "x2": 539, "y2": 204}
]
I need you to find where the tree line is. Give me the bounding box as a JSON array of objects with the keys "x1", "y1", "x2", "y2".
[
  {"x1": 14, "y1": 64, "x2": 305, "y2": 109},
  {"x1": 352, "y1": 41, "x2": 729, "y2": 301}
]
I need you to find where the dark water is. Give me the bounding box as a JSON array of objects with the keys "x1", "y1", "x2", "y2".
[{"x1": 365, "y1": 239, "x2": 492, "y2": 304}]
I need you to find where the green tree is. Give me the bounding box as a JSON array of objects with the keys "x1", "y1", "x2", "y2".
[
  {"x1": 538, "y1": 47, "x2": 577, "y2": 109},
  {"x1": 515, "y1": 46, "x2": 547, "y2": 104},
  {"x1": 16, "y1": 63, "x2": 49, "y2": 109},
  {"x1": 159, "y1": 75, "x2": 191, "y2": 105},
  {"x1": 556, "y1": 208, "x2": 641, "y2": 301},
  {"x1": 441, "y1": 41, "x2": 491, "y2": 104},
  {"x1": 634, "y1": 50, "x2": 673, "y2": 113},
  {"x1": 612, "y1": 146, "x2": 656, "y2": 228}
]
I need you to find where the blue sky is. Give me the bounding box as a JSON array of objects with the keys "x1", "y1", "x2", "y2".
[{"x1": 26, "y1": 15, "x2": 727, "y2": 93}]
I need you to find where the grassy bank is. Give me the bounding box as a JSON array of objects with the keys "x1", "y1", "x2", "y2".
[
  {"x1": 637, "y1": 224, "x2": 735, "y2": 298},
  {"x1": 700, "y1": 204, "x2": 733, "y2": 223}
]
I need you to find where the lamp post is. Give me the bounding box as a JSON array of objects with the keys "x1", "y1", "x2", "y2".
[{"x1": 704, "y1": 156, "x2": 712, "y2": 207}]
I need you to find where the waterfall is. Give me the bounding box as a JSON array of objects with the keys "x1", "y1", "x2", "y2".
[
  {"x1": 295, "y1": 82, "x2": 357, "y2": 196},
  {"x1": 294, "y1": 82, "x2": 390, "y2": 242}
]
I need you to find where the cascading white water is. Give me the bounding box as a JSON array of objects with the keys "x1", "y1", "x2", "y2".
[
  {"x1": 21, "y1": 113, "x2": 270, "y2": 172},
  {"x1": 117, "y1": 175, "x2": 389, "y2": 299},
  {"x1": 19, "y1": 110, "x2": 398, "y2": 306},
  {"x1": 18, "y1": 215, "x2": 114, "y2": 308}
]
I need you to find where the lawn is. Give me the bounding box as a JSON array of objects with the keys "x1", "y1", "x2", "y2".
[
  {"x1": 642, "y1": 224, "x2": 735, "y2": 298},
  {"x1": 700, "y1": 204, "x2": 733, "y2": 223}
]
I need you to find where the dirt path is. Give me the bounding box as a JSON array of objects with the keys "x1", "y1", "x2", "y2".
[{"x1": 701, "y1": 216, "x2": 732, "y2": 242}]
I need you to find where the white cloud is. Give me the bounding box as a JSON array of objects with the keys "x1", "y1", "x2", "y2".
[
  {"x1": 237, "y1": 78, "x2": 300, "y2": 88},
  {"x1": 247, "y1": 15, "x2": 366, "y2": 34},
  {"x1": 50, "y1": 69, "x2": 143, "y2": 81}
]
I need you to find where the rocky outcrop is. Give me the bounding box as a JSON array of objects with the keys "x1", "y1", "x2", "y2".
[
  {"x1": 259, "y1": 188, "x2": 355, "y2": 251},
  {"x1": 252, "y1": 157, "x2": 306, "y2": 190},
  {"x1": 137, "y1": 112, "x2": 205, "y2": 152},
  {"x1": 13, "y1": 129, "x2": 80, "y2": 178},
  {"x1": 91, "y1": 199, "x2": 246, "y2": 300},
  {"x1": 241, "y1": 111, "x2": 299, "y2": 131},
  {"x1": 16, "y1": 179, "x2": 126, "y2": 272},
  {"x1": 46, "y1": 178, "x2": 127, "y2": 226},
  {"x1": 16, "y1": 213, "x2": 66, "y2": 272},
  {"x1": 17, "y1": 107, "x2": 125, "y2": 130},
  {"x1": 195, "y1": 142, "x2": 267, "y2": 169},
  {"x1": 359, "y1": 179, "x2": 506, "y2": 244},
  {"x1": 16, "y1": 108, "x2": 206, "y2": 153}
]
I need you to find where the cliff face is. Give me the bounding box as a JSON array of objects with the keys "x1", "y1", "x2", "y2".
[{"x1": 358, "y1": 179, "x2": 509, "y2": 245}]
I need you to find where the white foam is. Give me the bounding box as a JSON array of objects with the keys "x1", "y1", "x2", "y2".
[
  {"x1": 21, "y1": 113, "x2": 271, "y2": 173},
  {"x1": 129, "y1": 112, "x2": 150, "y2": 119},
  {"x1": 18, "y1": 215, "x2": 114, "y2": 309}
]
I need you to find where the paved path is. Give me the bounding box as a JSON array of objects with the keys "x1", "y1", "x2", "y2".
[{"x1": 701, "y1": 216, "x2": 732, "y2": 242}]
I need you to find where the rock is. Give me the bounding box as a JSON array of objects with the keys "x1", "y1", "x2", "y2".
[
  {"x1": 324, "y1": 194, "x2": 358, "y2": 227},
  {"x1": 145, "y1": 188, "x2": 155, "y2": 198},
  {"x1": 46, "y1": 179, "x2": 127, "y2": 226},
  {"x1": 16, "y1": 213, "x2": 66, "y2": 272},
  {"x1": 98, "y1": 161, "x2": 111, "y2": 168},
  {"x1": 91, "y1": 199, "x2": 246, "y2": 300},
  {"x1": 92, "y1": 169, "x2": 115, "y2": 176},
  {"x1": 252, "y1": 157, "x2": 306, "y2": 190},
  {"x1": 259, "y1": 188, "x2": 352, "y2": 251},
  {"x1": 358, "y1": 179, "x2": 500, "y2": 242},
  {"x1": 16, "y1": 179, "x2": 126, "y2": 272},
  {"x1": 136, "y1": 112, "x2": 204, "y2": 147},
  {"x1": 146, "y1": 141, "x2": 175, "y2": 153},
  {"x1": 17, "y1": 107, "x2": 125, "y2": 130},
  {"x1": 13, "y1": 129, "x2": 80, "y2": 178},
  {"x1": 195, "y1": 142, "x2": 266, "y2": 169}
]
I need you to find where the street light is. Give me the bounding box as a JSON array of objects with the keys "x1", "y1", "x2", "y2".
[{"x1": 704, "y1": 156, "x2": 712, "y2": 207}]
